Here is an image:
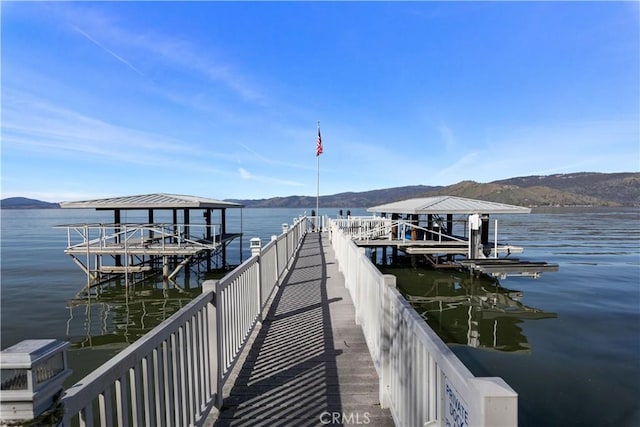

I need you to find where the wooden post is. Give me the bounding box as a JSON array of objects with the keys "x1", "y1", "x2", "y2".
[
  {"x1": 411, "y1": 214, "x2": 418, "y2": 241},
  {"x1": 172, "y1": 209, "x2": 178, "y2": 242},
  {"x1": 183, "y1": 209, "x2": 190, "y2": 240},
  {"x1": 221, "y1": 209, "x2": 227, "y2": 268},
  {"x1": 391, "y1": 213, "x2": 398, "y2": 264},
  {"x1": 481, "y1": 214, "x2": 490, "y2": 257},
  {"x1": 148, "y1": 209, "x2": 154, "y2": 269},
  {"x1": 447, "y1": 214, "x2": 454, "y2": 262},
  {"x1": 114, "y1": 209, "x2": 122, "y2": 266},
  {"x1": 205, "y1": 209, "x2": 212, "y2": 271},
  {"x1": 172, "y1": 209, "x2": 178, "y2": 266}
]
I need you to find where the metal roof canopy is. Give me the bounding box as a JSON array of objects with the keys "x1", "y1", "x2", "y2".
[
  {"x1": 59, "y1": 193, "x2": 243, "y2": 210},
  {"x1": 367, "y1": 196, "x2": 531, "y2": 215}
]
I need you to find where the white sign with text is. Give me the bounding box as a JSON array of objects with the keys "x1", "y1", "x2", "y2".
[{"x1": 445, "y1": 376, "x2": 470, "y2": 427}]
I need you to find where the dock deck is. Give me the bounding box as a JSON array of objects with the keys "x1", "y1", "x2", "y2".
[{"x1": 209, "y1": 232, "x2": 394, "y2": 426}]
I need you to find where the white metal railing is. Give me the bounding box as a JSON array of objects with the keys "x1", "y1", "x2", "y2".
[
  {"x1": 334, "y1": 217, "x2": 467, "y2": 245},
  {"x1": 61, "y1": 291, "x2": 214, "y2": 426},
  {"x1": 329, "y1": 220, "x2": 518, "y2": 427},
  {"x1": 54, "y1": 216, "x2": 310, "y2": 427},
  {"x1": 57, "y1": 223, "x2": 223, "y2": 252},
  {"x1": 333, "y1": 217, "x2": 393, "y2": 240}
]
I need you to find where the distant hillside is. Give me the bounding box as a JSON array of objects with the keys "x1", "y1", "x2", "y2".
[
  {"x1": 228, "y1": 185, "x2": 441, "y2": 208},
  {"x1": 4, "y1": 172, "x2": 638, "y2": 210},
  {"x1": 0, "y1": 197, "x2": 60, "y2": 209},
  {"x1": 229, "y1": 172, "x2": 639, "y2": 208},
  {"x1": 492, "y1": 172, "x2": 639, "y2": 206},
  {"x1": 423, "y1": 180, "x2": 607, "y2": 207}
]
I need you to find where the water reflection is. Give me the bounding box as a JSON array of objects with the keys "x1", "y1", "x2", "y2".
[
  {"x1": 380, "y1": 267, "x2": 557, "y2": 353},
  {"x1": 64, "y1": 272, "x2": 216, "y2": 351}
]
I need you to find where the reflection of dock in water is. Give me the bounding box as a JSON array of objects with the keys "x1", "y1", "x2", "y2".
[
  {"x1": 65, "y1": 277, "x2": 202, "y2": 350},
  {"x1": 382, "y1": 267, "x2": 557, "y2": 353}
]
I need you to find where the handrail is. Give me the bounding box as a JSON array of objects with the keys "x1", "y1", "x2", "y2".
[
  {"x1": 334, "y1": 217, "x2": 467, "y2": 244},
  {"x1": 58, "y1": 216, "x2": 310, "y2": 426},
  {"x1": 329, "y1": 219, "x2": 517, "y2": 426},
  {"x1": 60, "y1": 223, "x2": 223, "y2": 251},
  {"x1": 62, "y1": 292, "x2": 214, "y2": 426}
]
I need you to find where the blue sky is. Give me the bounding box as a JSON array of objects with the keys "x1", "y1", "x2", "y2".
[{"x1": 2, "y1": 1, "x2": 638, "y2": 202}]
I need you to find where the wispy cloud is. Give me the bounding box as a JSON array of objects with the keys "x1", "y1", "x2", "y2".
[
  {"x1": 437, "y1": 122, "x2": 456, "y2": 150},
  {"x1": 61, "y1": 5, "x2": 264, "y2": 103},
  {"x1": 237, "y1": 168, "x2": 304, "y2": 187},
  {"x1": 1, "y1": 90, "x2": 233, "y2": 173},
  {"x1": 435, "y1": 152, "x2": 482, "y2": 182},
  {"x1": 443, "y1": 118, "x2": 640, "y2": 183},
  {"x1": 237, "y1": 142, "x2": 315, "y2": 172},
  {"x1": 238, "y1": 167, "x2": 253, "y2": 180},
  {"x1": 71, "y1": 25, "x2": 145, "y2": 76}
]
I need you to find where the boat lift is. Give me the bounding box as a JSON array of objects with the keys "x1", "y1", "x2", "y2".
[{"x1": 335, "y1": 196, "x2": 559, "y2": 278}]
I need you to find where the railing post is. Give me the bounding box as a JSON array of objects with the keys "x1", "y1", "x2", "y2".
[
  {"x1": 282, "y1": 224, "x2": 289, "y2": 263},
  {"x1": 202, "y1": 280, "x2": 222, "y2": 410},
  {"x1": 354, "y1": 247, "x2": 366, "y2": 325},
  {"x1": 250, "y1": 238, "x2": 263, "y2": 322},
  {"x1": 379, "y1": 274, "x2": 396, "y2": 409},
  {"x1": 271, "y1": 235, "x2": 279, "y2": 287},
  {"x1": 468, "y1": 377, "x2": 518, "y2": 426},
  {"x1": 0, "y1": 340, "x2": 71, "y2": 426}
]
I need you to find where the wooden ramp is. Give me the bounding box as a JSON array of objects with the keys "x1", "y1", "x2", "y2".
[{"x1": 209, "y1": 232, "x2": 394, "y2": 426}]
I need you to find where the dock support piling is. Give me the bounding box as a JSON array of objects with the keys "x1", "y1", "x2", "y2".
[{"x1": 163, "y1": 256, "x2": 169, "y2": 279}]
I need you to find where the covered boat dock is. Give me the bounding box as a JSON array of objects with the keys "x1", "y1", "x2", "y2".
[
  {"x1": 57, "y1": 193, "x2": 243, "y2": 286},
  {"x1": 333, "y1": 196, "x2": 558, "y2": 278}
]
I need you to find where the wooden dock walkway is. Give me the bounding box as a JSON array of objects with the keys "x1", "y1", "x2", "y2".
[{"x1": 209, "y1": 232, "x2": 394, "y2": 426}]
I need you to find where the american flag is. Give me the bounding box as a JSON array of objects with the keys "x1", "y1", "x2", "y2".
[{"x1": 316, "y1": 127, "x2": 323, "y2": 156}]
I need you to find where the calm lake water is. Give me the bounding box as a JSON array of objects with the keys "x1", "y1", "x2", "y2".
[{"x1": 1, "y1": 207, "x2": 639, "y2": 425}]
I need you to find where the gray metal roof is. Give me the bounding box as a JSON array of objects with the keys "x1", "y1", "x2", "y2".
[
  {"x1": 367, "y1": 196, "x2": 531, "y2": 215},
  {"x1": 60, "y1": 193, "x2": 243, "y2": 210}
]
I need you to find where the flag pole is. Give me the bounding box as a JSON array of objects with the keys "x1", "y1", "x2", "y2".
[{"x1": 316, "y1": 121, "x2": 321, "y2": 230}]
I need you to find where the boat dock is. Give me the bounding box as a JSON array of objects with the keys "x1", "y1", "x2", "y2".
[
  {"x1": 55, "y1": 194, "x2": 244, "y2": 285},
  {"x1": 2, "y1": 214, "x2": 519, "y2": 427},
  {"x1": 338, "y1": 196, "x2": 559, "y2": 277},
  {"x1": 211, "y1": 232, "x2": 394, "y2": 426}
]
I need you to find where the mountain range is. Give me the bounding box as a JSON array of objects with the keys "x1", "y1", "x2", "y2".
[
  {"x1": 2, "y1": 172, "x2": 638, "y2": 209},
  {"x1": 228, "y1": 172, "x2": 639, "y2": 208}
]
